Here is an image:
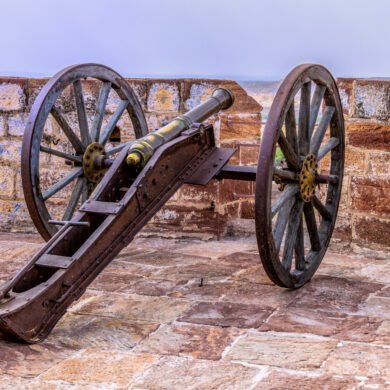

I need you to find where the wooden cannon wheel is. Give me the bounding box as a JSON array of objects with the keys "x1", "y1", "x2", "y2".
[
  {"x1": 255, "y1": 64, "x2": 345, "y2": 288},
  {"x1": 22, "y1": 64, "x2": 148, "y2": 241}
]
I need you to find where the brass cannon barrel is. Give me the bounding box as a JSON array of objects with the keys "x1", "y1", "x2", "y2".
[{"x1": 126, "y1": 88, "x2": 235, "y2": 167}]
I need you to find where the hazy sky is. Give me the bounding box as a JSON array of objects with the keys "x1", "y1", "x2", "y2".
[{"x1": 1, "y1": 0, "x2": 389, "y2": 80}]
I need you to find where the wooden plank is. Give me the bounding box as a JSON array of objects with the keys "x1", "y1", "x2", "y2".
[
  {"x1": 91, "y1": 81, "x2": 111, "y2": 142},
  {"x1": 304, "y1": 202, "x2": 321, "y2": 251},
  {"x1": 63, "y1": 177, "x2": 84, "y2": 220},
  {"x1": 51, "y1": 106, "x2": 84, "y2": 154},
  {"x1": 285, "y1": 101, "x2": 298, "y2": 153},
  {"x1": 36, "y1": 254, "x2": 73, "y2": 269},
  {"x1": 294, "y1": 216, "x2": 305, "y2": 270},
  {"x1": 73, "y1": 80, "x2": 91, "y2": 145},
  {"x1": 282, "y1": 200, "x2": 304, "y2": 271},
  {"x1": 309, "y1": 84, "x2": 326, "y2": 138},
  {"x1": 42, "y1": 168, "x2": 83, "y2": 201},
  {"x1": 278, "y1": 132, "x2": 300, "y2": 170},
  {"x1": 310, "y1": 106, "x2": 335, "y2": 155},
  {"x1": 273, "y1": 198, "x2": 294, "y2": 255},
  {"x1": 271, "y1": 184, "x2": 299, "y2": 217},
  {"x1": 313, "y1": 195, "x2": 332, "y2": 221},
  {"x1": 318, "y1": 137, "x2": 339, "y2": 160},
  {"x1": 298, "y1": 81, "x2": 311, "y2": 155},
  {"x1": 99, "y1": 100, "x2": 129, "y2": 145},
  {"x1": 40, "y1": 145, "x2": 82, "y2": 163}
]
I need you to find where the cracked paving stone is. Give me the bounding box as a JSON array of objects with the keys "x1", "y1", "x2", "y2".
[
  {"x1": 178, "y1": 301, "x2": 274, "y2": 328},
  {"x1": 0, "y1": 341, "x2": 71, "y2": 377},
  {"x1": 46, "y1": 312, "x2": 159, "y2": 351},
  {"x1": 224, "y1": 331, "x2": 337, "y2": 370},
  {"x1": 89, "y1": 270, "x2": 143, "y2": 292},
  {"x1": 135, "y1": 322, "x2": 241, "y2": 360},
  {"x1": 69, "y1": 291, "x2": 192, "y2": 323},
  {"x1": 358, "y1": 296, "x2": 390, "y2": 320},
  {"x1": 324, "y1": 342, "x2": 390, "y2": 378},
  {"x1": 289, "y1": 275, "x2": 383, "y2": 314},
  {"x1": 40, "y1": 350, "x2": 158, "y2": 388},
  {"x1": 253, "y1": 370, "x2": 358, "y2": 390},
  {"x1": 129, "y1": 355, "x2": 263, "y2": 390},
  {"x1": 261, "y1": 307, "x2": 383, "y2": 342},
  {"x1": 220, "y1": 281, "x2": 301, "y2": 308}
]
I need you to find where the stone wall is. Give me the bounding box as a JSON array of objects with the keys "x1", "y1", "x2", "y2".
[
  {"x1": 0, "y1": 75, "x2": 389, "y2": 253},
  {"x1": 335, "y1": 79, "x2": 390, "y2": 253},
  {"x1": 0, "y1": 76, "x2": 261, "y2": 238}
]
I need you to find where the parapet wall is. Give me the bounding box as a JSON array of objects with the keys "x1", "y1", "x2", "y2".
[
  {"x1": 0, "y1": 75, "x2": 388, "y2": 253},
  {"x1": 0, "y1": 76, "x2": 261, "y2": 239}
]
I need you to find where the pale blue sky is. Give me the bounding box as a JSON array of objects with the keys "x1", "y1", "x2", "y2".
[{"x1": 1, "y1": 0, "x2": 389, "y2": 80}]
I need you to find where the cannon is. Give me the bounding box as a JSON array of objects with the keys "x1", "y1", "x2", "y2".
[{"x1": 0, "y1": 63, "x2": 344, "y2": 342}]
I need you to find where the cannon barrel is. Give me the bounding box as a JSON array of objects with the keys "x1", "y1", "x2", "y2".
[{"x1": 126, "y1": 88, "x2": 235, "y2": 166}]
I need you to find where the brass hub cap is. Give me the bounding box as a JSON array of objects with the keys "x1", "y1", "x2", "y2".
[
  {"x1": 82, "y1": 142, "x2": 107, "y2": 183},
  {"x1": 300, "y1": 153, "x2": 318, "y2": 202}
]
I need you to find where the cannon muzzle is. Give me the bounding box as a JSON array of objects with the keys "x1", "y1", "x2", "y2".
[{"x1": 126, "y1": 88, "x2": 234, "y2": 167}]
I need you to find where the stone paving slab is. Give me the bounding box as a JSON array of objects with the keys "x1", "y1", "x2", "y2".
[{"x1": 0, "y1": 233, "x2": 389, "y2": 389}]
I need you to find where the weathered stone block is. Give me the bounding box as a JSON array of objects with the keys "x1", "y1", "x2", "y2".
[
  {"x1": 344, "y1": 146, "x2": 367, "y2": 174},
  {"x1": 40, "y1": 350, "x2": 158, "y2": 387},
  {"x1": 0, "y1": 139, "x2": 22, "y2": 166},
  {"x1": 240, "y1": 199, "x2": 255, "y2": 219},
  {"x1": 347, "y1": 121, "x2": 390, "y2": 151},
  {"x1": 135, "y1": 322, "x2": 241, "y2": 360},
  {"x1": 219, "y1": 113, "x2": 261, "y2": 140},
  {"x1": 184, "y1": 83, "x2": 215, "y2": 110},
  {"x1": 333, "y1": 212, "x2": 352, "y2": 242},
  {"x1": 337, "y1": 78, "x2": 354, "y2": 116},
  {"x1": 352, "y1": 80, "x2": 390, "y2": 120},
  {"x1": 324, "y1": 343, "x2": 390, "y2": 377},
  {"x1": 368, "y1": 150, "x2": 390, "y2": 175},
  {"x1": 0, "y1": 165, "x2": 15, "y2": 198},
  {"x1": 224, "y1": 331, "x2": 337, "y2": 369},
  {"x1": 351, "y1": 176, "x2": 390, "y2": 215},
  {"x1": 240, "y1": 142, "x2": 260, "y2": 165},
  {"x1": 179, "y1": 301, "x2": 273, "y2": 328},
  {"x1": 131, "y1": 356, "x2": 262, "y2": 390},
  {"x1": 0, "y1": 115, "x2": 6, "y2": 137},
  {"x1": 147, "y1": 82, "x2": 180, "y2": 112},
  {"x1": 354, "y1": 215, "x2": 390, "y2": 248},
  {"x1": 0, "y1": 82, "x2": 26, "y2": 112},
  {"x1": 8, "y1": 113, "x2": 27, "y2": 137}
]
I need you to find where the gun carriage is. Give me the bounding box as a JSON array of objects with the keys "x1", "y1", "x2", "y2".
[{"x1": 0, "y1": 63, "x2": 344, "y2": 342}]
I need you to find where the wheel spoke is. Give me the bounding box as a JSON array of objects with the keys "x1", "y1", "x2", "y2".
[
  {"x1": 309, "y1": 84, "x2": 326, "y2": 139},
  {"x1": 91, "y1": 81, "x2": 111, "y2": 142},
  {"x1": 271, "y1": 184, "x2": 300, "y2": 217},
  {"x1": 304, "y1": 202, "x2": 321, "y2": 251},
  {"x1": 105, "y1": 141, "x2": 133, "y2": 156},
  {"x1": 40, "y1": 145, "x2": 82, "y2": 163},
  {"x1": 62, "y1": 177, "x2": 84, "y2": 220},
  {"x1": 278, "y1": 132, "x2": 300, "y2": 170},
  {"x1": 313, "y1": 195, "x2": 332, "y2": 221},
  {"x1": 42, "y1": 168, "x2": 83, "y2": 201},
  {"x1": 81, "y1": 179, "x2": 89, "y2": 203},
  {"x1": 294, "y1": 216, "x2": 305, "y2": 270},
  {"x1": 99, "y1": 100, "x2": 129, "y2": 145},
  {"x1": 73, "y1": 80, "x2": 91, "y2": 145},
  {"x1": 298, "y1": 81, "x2": 311, "y2": 155},
  {"x1": 282, "y1": 199, "x2": 304, "y2": 271},
  {"x1": 273, "y1": 197, "x2": 294, "y2": 254},
  {"x1": 285, "y1": 101, "x2": 298, "y2": 153},
  {"x1": 51, "y1": 106, "x2": 84, "y2": 154},
  {"x1": 310, "y1": 106, "x2": 335, "y2": 156},
  {"x1": 318, "y1": 137, "x2": 339, "y2": 160},
  {"x1": 273, "y1": 167, "x2": 299, "y2": 182}
]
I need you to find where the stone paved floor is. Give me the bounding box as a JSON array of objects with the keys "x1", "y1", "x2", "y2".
[{"x1": 0, "y1": 232, "x2": 389, "y2": 389}]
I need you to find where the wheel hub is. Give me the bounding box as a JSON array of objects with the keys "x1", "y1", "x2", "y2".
[
  {"x1": 300, "y1": 153, "x2": 318, "y2": 202},
  {"x1": 82, "y1": 142, "x2": 107, "y2": 183}
]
